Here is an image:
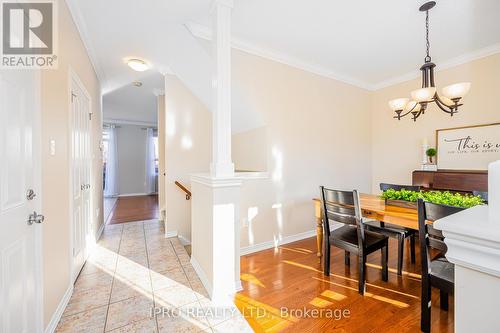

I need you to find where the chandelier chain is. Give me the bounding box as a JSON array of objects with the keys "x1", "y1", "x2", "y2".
[{"x1": 425, "y1": 10, "x2": 431, "y2": 62}]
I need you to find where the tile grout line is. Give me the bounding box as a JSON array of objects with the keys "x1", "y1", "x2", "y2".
[
  {"x1": 102, "y1": 224, "x2": 124, "y2": 333},
  {"x1": 143, "y1": 221, "x2": 160, "y2": 333}
]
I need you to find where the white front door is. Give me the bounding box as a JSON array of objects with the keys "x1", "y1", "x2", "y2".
[
  {"x1": 70, "y1": 73, "x2": 92, "y2": 281},
  {"x1": 0, "y1": 70, "x2": 43, "y2": 332}
]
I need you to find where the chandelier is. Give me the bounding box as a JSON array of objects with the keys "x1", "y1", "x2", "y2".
[{"x1": 389, "y1": 1, "x2": 471, "y2": 121}]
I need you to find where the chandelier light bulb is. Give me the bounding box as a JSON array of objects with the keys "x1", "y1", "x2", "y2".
[
  {"x1": 405, "y1": 100, "x2": 422, "y2": 112},
  {"x1": 442, "y1": 82, "x2": 471, "y2": 100},
  {"x1": 411, "y1": 87, "x2": 436, "y2": 103},
  {"x1": 388, "y1": 98, "x2": 409, "y2": 111}
]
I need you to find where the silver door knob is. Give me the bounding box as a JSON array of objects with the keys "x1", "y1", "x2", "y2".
[
  {"x1": 26, "y1": 189, "x2": 36, "y2": 200},
  {"x1": 27, "y1": 211, "x2": 45, "y2": 225}
]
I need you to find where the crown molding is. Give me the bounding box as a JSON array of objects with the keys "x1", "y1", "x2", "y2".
[
  {"x1": 66, "y1": 0, "x2": 108, "y2": 89},
  {"x1": 185, "y1": 22, "x2": 374, "y2": 91},
  {"x1": 186, "y1": 22, "x2": 500, "y2": 92},
  {"x1": 372, "y1": 42, "x2": 500, "y2": 90}
]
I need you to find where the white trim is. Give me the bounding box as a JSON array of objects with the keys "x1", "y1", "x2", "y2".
[
  {"x1": 240, "y1": 229, "x2": 316, "y2": 256},
  {"x1": 185, "y1": 22, "x2": 373, "y2": 91},
  {"x1": 186, "y1": 22, "x2": 500, "y2": 92},
  {"x1": 240, "y1": 224, "x2": 342, "y2": 256},
  {"x1": 178, "y1": 234, "x2": 191, "y2": 246},
  {"x1": 44, "y1": 284, "x2": 73, "y2": 333},
  {"x1": 191, "y1": 174, "x2": 243, "y2": 188},
  {"x1": 65, "y1": 0, "x2": 106, "y2": 88},
  {"x1": 103, "y1": 118, "x2": 157, "y2": 127},
  {"x1": 190, "y1": 256, "x2": 213, "y2": 298},
  {"x1": 117, "y1": 193, "x2": 150, "y2": 197},
  {"x1": 368, "y1": 42, "x2": 500, "y2": 90},
  {"x1": 235, "y1": 280, "x2": 243, "y2": 292},
  {"x1": 165, "y1": 230, "x2": 178, "y2": 238},
  {"x1": 95, "y1": 221, "x2": 105, "y2": 241}
]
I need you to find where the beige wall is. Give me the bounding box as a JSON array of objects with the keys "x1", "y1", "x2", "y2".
[
  {"x1": 371, "y1": 54, "x2": 500, "y2": 193},
  {"x1": 158, "y1": 95, "x2": 166, "y2": 217},
  {"x1": 165, "y1": 75, "x2": 212, "y2": 241},
  {"x1": 232, "y1": 126, "x2": 268, "y2": 172},
  {"x1": 41, "y1": 1, "x2": 103, "y2": 327},
  {"x1": 231, "y1": 49, "x2": 372, "y2": 249}
]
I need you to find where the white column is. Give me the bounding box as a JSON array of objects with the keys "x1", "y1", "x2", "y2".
[
  {"x1": 189, "y1": 1, "x2": 241, "y2": 306},
  {"x1": 210, "y1": 0, "x2": 234, "y2": 178},
  {"x1": 434, "y1": 160, "x2": 500, "y2": 333}
]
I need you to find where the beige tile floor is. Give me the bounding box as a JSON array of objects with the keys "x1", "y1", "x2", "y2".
[{"x1": 56, "y1": 219, "x2": 253, "y2": 333}]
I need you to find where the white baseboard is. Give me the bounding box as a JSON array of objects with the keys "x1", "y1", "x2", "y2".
[
  {"x1": 165, "y1": 230, "x2": 178, "y2": 238},
  {"x1": 240, "y1": 223, "x2": 341, "y2": 256},
  {"x1": 96, "y1": 221, "x2": 105, "y2": 241},
  {"x1": 235, "y1": 279, "x2": 243, "y2": 292},
  {"x1": 190, "y1": 256, "x2": 213, "y2": 298},
  {"x1": 44, "y1": 284, "x2": 73, "y2": 333},
  {"x1": 178, "y1": 234, "x2": 191, "y2": 246},
  {"x1": 117, "y1": 193, "x2": 149, "y2": 197}
]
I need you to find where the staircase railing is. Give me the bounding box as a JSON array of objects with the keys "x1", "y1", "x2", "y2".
[{"x1": 175, "y1": 181, "x2": 191, "y2": 200}]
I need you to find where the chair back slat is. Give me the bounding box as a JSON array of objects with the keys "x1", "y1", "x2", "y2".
[
  {"x1": 380, "y1": 183, "x2": 421, "y2": 192},
  {"x1": 418, "y1": 199, "x2": 464, "y2": 276},
  {"x1": 320, "y1": 187, "x2": 365, "y2": 250},
  {"x1": 472, "y1": 190, "x2": 488, "y2": 203}
]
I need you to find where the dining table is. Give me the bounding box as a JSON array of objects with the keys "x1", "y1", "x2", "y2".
[{"x1": 313, "y1": 193, "x2": 419, "y2": 258}]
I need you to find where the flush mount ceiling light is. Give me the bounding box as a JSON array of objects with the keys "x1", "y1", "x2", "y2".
[
  {"x1": 127, "y1": 58, "x2": 150, "y2": 72},
  {"x1": 389, "y1": 1, "x2": 471, "y2": 121}
]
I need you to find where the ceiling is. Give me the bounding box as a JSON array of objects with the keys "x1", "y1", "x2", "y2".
[{"x1": 68, "y1": 0, "x2": 500, "y2": 122}]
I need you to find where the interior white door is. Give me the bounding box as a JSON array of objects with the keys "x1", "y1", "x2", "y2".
[
  {"x1": 70, "y1": 74, "x2": 92, "y2": 281},
  {"x1": 0, "y1": 70, "x2": 43, "y2": 332}
]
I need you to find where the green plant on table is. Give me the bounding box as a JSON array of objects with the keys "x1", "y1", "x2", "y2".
[
  {"x1": 381, "y1": 188, "x2": 484, "y2": 208},
  {"x1": 426, "y1": 148, "x2": 437, "y2": 164}
]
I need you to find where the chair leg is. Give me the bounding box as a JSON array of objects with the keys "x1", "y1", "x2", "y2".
[
  {"x1": 358, "y1": 255, "x2": 366, "y2": 295},
  {"x1": 323, "y1": 244, "x2": 330, "y2": 277},
  {"x1": 410, "y1": 233, "x2": 416, "y2": 264},
  {"x1": 421, "y1": 279, "x2": 432, "y2": 333},
  {"x1": 440, "y1": 290, "x2": 449, "y2": 311},
  {"x1": 397, "y1": 234, "x2": 404, "y2": 276},
  {"x1": 344, "y1": 251, "x2": 350, "y2": 266},
  {"x1": 381, "y1": 244, "x2": 388, "y2": 282}
]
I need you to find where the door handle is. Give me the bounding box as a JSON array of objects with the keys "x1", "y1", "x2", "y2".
[
  {"x1": 26, "y1": 189, "x2": 36, "y2": 200},
  {"x1": 27, "y1": 211, "x2": 45, "y2": 225}
]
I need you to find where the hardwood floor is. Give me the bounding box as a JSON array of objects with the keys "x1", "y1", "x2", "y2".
[
  {"x1": 236, "y1": 237, "x2": 453, "y2": 333},
  {"x1": 107, "y1": 195, "x2": 159, "y2": 224}
]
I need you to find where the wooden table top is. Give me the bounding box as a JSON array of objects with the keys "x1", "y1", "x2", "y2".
[{"x1": 313, "y1": 193, "x2": 419, "y2": 230}]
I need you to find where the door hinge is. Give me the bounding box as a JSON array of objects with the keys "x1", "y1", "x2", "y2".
[
  {"x1": 89, "y1": 112, "x2": 93, "y2": 121},
  {"x1": 71, "y1": 92, "x2": 77, "y2": 103}
]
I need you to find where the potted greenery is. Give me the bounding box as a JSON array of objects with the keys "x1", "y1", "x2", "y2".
[
  {"x1": 381, "y1": 189, "x2": 485, "y2": 209},
  {"x1": 426, "y1": 147, "x2": 437, "y2": 164}
]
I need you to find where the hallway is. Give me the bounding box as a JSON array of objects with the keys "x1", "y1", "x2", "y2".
[
  {"x1": 107, "y1": 195, "x2": 159, "y2": 224},
  {"x1": 55, "y1": 219, "x2": 251, "y2": 332}
]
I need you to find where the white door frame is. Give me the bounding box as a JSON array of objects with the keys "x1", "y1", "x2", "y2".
[
  {"x1": 33, "y1": 69, "x2": 45, "y2": 333},
  {"x1": 68, "y1": 68, "x2": 93, "y2": 282}
]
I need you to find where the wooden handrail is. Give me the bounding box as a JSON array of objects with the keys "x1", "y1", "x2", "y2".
[{"x1": 175, "y1": 181, "x2": 191, "y2": 200}]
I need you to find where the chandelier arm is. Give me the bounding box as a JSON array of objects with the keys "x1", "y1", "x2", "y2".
[
  {"x1": 396, "y1": 101, "x2": 420, "y2": 119},
  {"x1": 434, "y1": 94, "x2": 456, "y2": 114}
]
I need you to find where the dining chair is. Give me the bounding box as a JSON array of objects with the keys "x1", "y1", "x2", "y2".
[
  {"x1": 417, "y1": 198, "x2": 464, "y2": 333},
  {"x1": 472, "y1": 190, "x2": 488, "y2": 203},
  {"x1": 320, "y1": 186, "x2": 389, "y2": 295},
  {"x1": 364, "y1": 183, "x2": 419, "y2": 275},
  {"x1": 379, "y1": 183, "x2": 421, "y2": 192}
]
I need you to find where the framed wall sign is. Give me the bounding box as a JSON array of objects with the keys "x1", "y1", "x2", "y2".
[{"x1": 436, "y1": 123, "x2": 500, "y2": 170}]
